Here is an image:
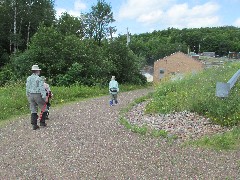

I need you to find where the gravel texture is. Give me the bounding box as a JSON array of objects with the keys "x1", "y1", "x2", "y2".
[
  {"x1": 0, "y1": 88, "x2": 239, "y2": 179},
  {"x1": 126, "y1": 101, "x2": 232, "y2": 142}
]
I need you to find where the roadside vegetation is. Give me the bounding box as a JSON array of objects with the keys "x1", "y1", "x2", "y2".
[
  {"x1": 0, "y1": 83, "x2": 148, "y2": 125},
  {"x1": 120, "y1": 62, "x2": 240, "y2": 150},
  {"x1": 146, "y1": 62, "x2": 240, "y2": 127},
  {"x1": 184, "y1": 127, "x2": 240, "y2": 151}
]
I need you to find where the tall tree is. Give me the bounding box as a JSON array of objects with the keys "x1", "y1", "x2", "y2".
[
  {"x1": 57, "y1": 12, "x2": 84, "y2": 38},
  {"x1": 84, "y1": 0, "x2": 115, "y2": 46},
  {"x1": 0, "y1": 0, "x2": 55, "y2": 55},
  {"x1": 20, "y1": 0, "x2": 55, "y2": 50}
]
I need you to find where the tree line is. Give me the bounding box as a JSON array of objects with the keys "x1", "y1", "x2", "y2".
[
  {"x1": 1, "y1": 0, "x2": 240, "y2": 86},
  {"x1": 128, "y1": 26, "x2": 240, "y2": 65}
]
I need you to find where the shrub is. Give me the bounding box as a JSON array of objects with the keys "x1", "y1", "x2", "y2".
[{"x1": 0, "y1": 66, "x2": 14, "y2": 86}]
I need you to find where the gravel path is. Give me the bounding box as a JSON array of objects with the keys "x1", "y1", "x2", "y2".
[{"x1": 0, "y1": 88, "x2": 239, "y2": 179}]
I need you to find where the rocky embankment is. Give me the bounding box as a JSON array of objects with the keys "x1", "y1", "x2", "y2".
[{"x1": 126, "y1": 101, "x2": 231, "y2": 141}]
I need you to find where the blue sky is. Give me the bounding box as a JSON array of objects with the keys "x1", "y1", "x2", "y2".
[{"x1": 54, "y1": 0, "x2": 240, "y2": 36}]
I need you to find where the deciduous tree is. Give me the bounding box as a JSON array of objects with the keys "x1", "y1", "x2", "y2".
[{"x1": 83, "y1": 0, "x2": 115, "y2": 46}]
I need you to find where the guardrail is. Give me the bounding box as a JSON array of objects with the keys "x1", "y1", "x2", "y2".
[{"x1": 216, "y1": 69, "x2": 240, "y2": 97}]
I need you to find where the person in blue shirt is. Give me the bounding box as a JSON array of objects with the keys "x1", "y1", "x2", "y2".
[
  {"x1": 26, "y1": 65, "x2": 47, "y2": 130},
  {"x1": 109, "y1": 76, "x2": 119, "y2": 106}
]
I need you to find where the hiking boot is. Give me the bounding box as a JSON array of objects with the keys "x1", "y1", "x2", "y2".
[
  {"x1": 40, "y1": 123, "x2": 47, "y2": 127},
  {"x1": 33, "y1": 125, "x2": 40, "y2": 130},
  {"x1": 40, "y1": 112, "x2": 47, "y2": 127},
  {"x1": 31, "y1": 113, "x2": 39, "y2": 130},
  {"x1": 46, "y1": 111, "x2": 49, "y2": 120}
]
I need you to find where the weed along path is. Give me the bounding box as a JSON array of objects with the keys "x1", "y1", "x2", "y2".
[{"x1": 0, "y1": 88, "x2": 239, "y2": 179}]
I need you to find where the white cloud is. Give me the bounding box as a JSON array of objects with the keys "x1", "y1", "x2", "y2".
[
  {"x1": 56, "y1": 0, "x2": 87, "y2": 18},
  {"x1": 74, "y1": 0, "x2": 87, "y2": 11},
  {"x1": 118, "y1": 0, "x2": 173, "y2": 20},
  {"x1": 234, "y1": 18, "x2": 240, "y2": 27},
  {"x1": 118, "y1": 0, "x2": 221, "y2": 29},
  {"x1": 137, "y1": 11, "x2": 164, "y2": 24},
  {"x1": 164, "y1": 2, "x2": 221, "y2": 28}
]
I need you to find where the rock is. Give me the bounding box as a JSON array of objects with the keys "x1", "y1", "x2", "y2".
[{"x1": 125, "y1": 101, "x2": 231, "y2": 142}]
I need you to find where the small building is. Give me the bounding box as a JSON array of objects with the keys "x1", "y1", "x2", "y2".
[
  {"x1": 143, "y1": 73, "x2": 153, "y2": 82},
  {"x1": 141, "y1": 65, "x2": 154, "y2": 82},
  {"x1": 202, "y1": 52, "x2": 215, "y2": 57},
  {"x1": 191, "y1": 54, "x2": 200, "y2": 60},
  {"x1": 228, "y1": 51, "x2": 240, "y2": 59},
  {"x1": 153, "y1": 52, "x2": 204, "y2": 83}
]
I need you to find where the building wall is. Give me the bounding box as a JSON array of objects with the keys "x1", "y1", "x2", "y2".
[
  {"x1": 228, "y1": 52, "x2": 240, "y2": 59},
  {"x1": 202, "y1": 52, "x2": 215, "y2": 57},
  {"x1": 153, "y1": 52, "x2": 204, "y2": 83}
]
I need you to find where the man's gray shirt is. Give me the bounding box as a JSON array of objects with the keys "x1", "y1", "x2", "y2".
[{"x1": 26, "y1": 74, "x2": 46, "y2": 99}]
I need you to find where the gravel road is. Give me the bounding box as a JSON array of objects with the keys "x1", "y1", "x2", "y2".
[{"x1": 0, "y1": 88, "x2": 239, "y2": 179}]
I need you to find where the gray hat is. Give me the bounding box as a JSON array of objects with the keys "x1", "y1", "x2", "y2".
[
  {"x1": 111, "y1": 76, "x2": 115, "y2": 80},
  {"x1": 31, "y1": 65, "x2": 41, "y2": 71}
]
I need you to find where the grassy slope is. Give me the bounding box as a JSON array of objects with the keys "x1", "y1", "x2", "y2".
[
  {"x1": 146, "y1": 62, "x2": 240, "y2": 126},
  {"x1": 144, "y1": 61, "x2": 240, "y2": 150}
]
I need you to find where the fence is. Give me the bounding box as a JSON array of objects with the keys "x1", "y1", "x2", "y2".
[{"x1": 216, "y1": 69, "x2": 240, "y2": 97}]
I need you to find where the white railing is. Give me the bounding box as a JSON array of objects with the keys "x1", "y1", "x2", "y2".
[{"x1": 216, "y1": 69, "x2": 240, "y2": 97}]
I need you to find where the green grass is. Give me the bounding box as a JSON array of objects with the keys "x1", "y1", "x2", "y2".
[
  {"x1": 0, "y1": 82, "x2": 148, "y2": 125},
  {"x1": 150, "y1": 129, "x2": 168, "y2": 138},
  {"x1": 119, "y1": 117, "x2": 148, "y2": 135},
  {"x1": 146, "y1": 62, "x2": 240, "y2": 127},
  {"x1": 119, "y1": 116, "x2": 178, "y2": 141},
  {"x1": 184, "y1": 127, "x2": 240, "y2": 151},
  {"x1": 0, "y1": 83, "x2": 29, "y2": 122}
]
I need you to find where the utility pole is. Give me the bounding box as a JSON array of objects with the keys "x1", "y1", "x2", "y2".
[
  {"x1": 126, "y1": 27, "x2": 130, "y2": 46},
  {"x1": 109, "y1": 26, "x2": 113, "y2": 39}
]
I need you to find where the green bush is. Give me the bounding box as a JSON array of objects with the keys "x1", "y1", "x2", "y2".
[
  {"x1": 55, "y1": 62, "x2": 84, "y2": 86},
  {"x1": 0, "y1": 65, "x2": 14, "y2": 86},
  {"x1": 8, "y1": 26, "x2": 147, "y2": 87}
]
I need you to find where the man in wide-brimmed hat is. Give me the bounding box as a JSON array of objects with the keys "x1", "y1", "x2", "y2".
[{"x1": 26, "y1": 65, "x2": 47, "y2": 130}]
